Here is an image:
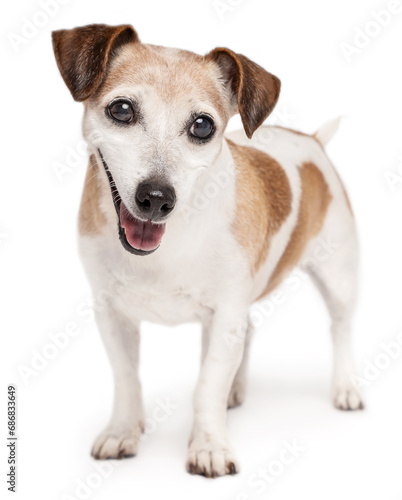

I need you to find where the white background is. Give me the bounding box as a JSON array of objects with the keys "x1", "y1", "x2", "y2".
[{"x1": 2, "y1": 0, "x2": 402, "y2": 499}]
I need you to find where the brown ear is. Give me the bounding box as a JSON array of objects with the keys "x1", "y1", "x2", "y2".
[
  {"x1": 52, "y1": 24, "x2": 139, "y2": 102},
  {"x1": 207, "y1": 48, "x2": 280, "y2": 139}
]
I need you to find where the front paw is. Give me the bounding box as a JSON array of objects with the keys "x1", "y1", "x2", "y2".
[
  {"x1": 333, "y1": 383, "x2": 364, "y2": 411},
  {"x1": 91, "y1": 422, "x2": 144, "y2": 459},
  {"x1": 186, "y1": 436, "x2": 239, "y2": 478}
]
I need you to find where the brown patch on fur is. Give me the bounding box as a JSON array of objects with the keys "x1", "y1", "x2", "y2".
[
  {"x1": 227, "y1": 140, "x2": 292, "y2": 274},
  {"x1": 52, "y1": 24, "x2": 139, "y2": 101},
  {"x1": 207, "y1": 48, "x2": 281, "y2": 139},
  {"x1": 78, "y1": 155, "x2": 106, "y2": 235},
  {"x1": 274, "y1": 125, "x2": 353, "y2": 215},
  {"x1": 53, "y1": 25, "x2": 281, "y2": 137},
  {"x1": 259, "y1": 162, "x2": 332, "y2": 298}
]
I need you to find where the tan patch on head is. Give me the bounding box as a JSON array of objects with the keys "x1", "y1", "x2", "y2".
[
  {"x1": 260, "y1": 162, "x2": 332, "y2": 298},
  {"x1": 78, "y1": 155, "x2": 106, "y2": 235},
  {"x1": 95, "y1": 43, "x2": 228, "y2": 119},
  {"x1": 227, "y1": 140, "x2": 292, "y2": 274}
]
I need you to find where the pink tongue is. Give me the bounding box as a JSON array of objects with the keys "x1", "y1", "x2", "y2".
[{"x1": 120, "y1": 202, "x2": 166, "y2": 251}]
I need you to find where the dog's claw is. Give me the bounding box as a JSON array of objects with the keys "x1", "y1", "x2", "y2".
[
  {"x1": 333, "y1": 385, "x2": 364, "y2": 411},
  {"x1": 91, "y1": 424, "x2": 143, "y2": 460},
  {"x1": 186, "y1": 446, "x2": 239, "y2": 478}
]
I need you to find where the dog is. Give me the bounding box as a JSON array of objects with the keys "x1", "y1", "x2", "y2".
[{"x1": 52, "y1": 23, "x2": 363, "y2": 478}]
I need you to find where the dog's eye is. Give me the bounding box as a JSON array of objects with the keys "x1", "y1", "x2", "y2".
[
  {"x1": 190, "y1": 116, "x2": 215, "y2": 141},
  {"x1": 107, "y1": 99, "x2": 134, "y2": 123}
]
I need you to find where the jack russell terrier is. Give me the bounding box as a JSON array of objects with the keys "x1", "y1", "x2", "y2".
[{"x1": 52, "y1": 23, "x2": 363, "y2": 478}]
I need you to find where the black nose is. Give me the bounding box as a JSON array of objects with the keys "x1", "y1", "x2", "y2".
[{"x1": 135, "y1": 181, "x2": 176, "y2": 220}]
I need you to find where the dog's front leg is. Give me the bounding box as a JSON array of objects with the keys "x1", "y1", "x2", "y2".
[
  {"x1": 187, "y1": 308, "x2": 248, "y2": 477},
  {"x1": 91, "y1": 306, "x2": 144, "y2": 459}
]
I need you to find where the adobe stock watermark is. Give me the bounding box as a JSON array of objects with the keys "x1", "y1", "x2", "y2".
[
  {"x1": 0, "y1": 232, "x2": 8, "y2": 246},
  {"x1": 212, "y1": 0, "x2": 247, "y2": 20},
  {"x1": 384, "y1": 155, "x2": 402, "y2": 192},
  {"x1": 61, "y1": 398, "x2": 178, "y2": 500},
  {"x1": 52, "y1": 132, "x2": 103, "y2": 183},
  {"x1": 350, "y1": 331, "x2": 402, "y2": 389},
  {"x1": 339, "y1": 0, "x2": 402, "y2": 63},
  {"x1": 140, "y1": 398, "x2": 179, "y2": 442},
  {"x1": 252, "y1": 107, "x2": 296, "y2": 150},
  {"x1": 17, "y1": 270, "x2": 134, "y2": 386},
  {"x1": 182, "y1": 106, "x2": 296, "y2": 223},
  {"x1": 61, "y1": 461, "x2": 120, "y2": 500},
  {"x1": 17, "y1": 321, "x2": 82, "y2": 386},
  {"x1": 225, "y1": 235, "x2": 341, "y2": 346},
  {"x1": 8, "y1": 0, "x2": 72, "y2": 54},
  {"x1": 234, "y1": 439, "x2": 307, "y2": 500}
]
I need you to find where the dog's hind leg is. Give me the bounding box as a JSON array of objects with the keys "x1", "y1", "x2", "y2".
[
  {"x1": 227, "y1": 320, "x2": 253, "y2": 409},
  {"x1": 304, "y1": 219, "x2": 364, "y2": 411},
  {"x1": 91, "y1": 307, "x2": 144, "y2": 459}
]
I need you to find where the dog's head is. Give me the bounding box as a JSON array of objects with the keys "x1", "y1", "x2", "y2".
[{"x1": 52, "y1": 24, "x2": 280, "y2": 255}]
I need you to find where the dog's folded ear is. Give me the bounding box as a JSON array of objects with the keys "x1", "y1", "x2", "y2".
[
  {"x1": 52, "y1": 24, "x2": 139, "y2": 102},
  {"x1": 207, "y1": 48, "x2": 280, "y2": 139}
]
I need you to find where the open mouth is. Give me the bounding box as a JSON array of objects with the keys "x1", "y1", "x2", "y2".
[
  {"x1": 119, "y1": 202, "x2": 166, "y2": 252},
  {"x1": 98, "y1": 150, "x2": 166, "y2": 256}
]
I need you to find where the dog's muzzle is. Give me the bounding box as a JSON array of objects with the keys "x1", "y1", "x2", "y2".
[{"x1": 98, "y1": 150, "x2": 175, "y2": 256}]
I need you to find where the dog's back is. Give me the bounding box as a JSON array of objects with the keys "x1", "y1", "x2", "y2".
[{"x1": 226, "y1": 124, "x2": 355, "y2": 301}]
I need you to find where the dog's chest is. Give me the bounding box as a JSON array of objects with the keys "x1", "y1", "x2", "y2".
[
  {"x1": 81, "y1": 211, "x2": 240, "y2": 326},
  {"x1": 109, "y1": 262, "x2": 215, "y2": 326}
]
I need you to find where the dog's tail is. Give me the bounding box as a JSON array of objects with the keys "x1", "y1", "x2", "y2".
[{"x1": 313, "y1": 116, "x2": 342, "y2": 146}]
